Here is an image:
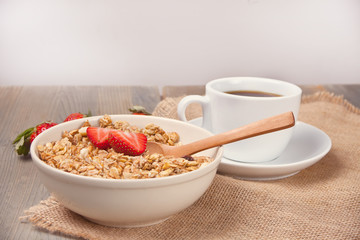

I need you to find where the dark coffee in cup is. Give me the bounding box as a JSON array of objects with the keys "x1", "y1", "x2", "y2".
[{"x1": 225, "y1": 90, "x2": 282, "y2": 97}]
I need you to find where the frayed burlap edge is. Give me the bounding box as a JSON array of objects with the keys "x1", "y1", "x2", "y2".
[
  {"x1": 152, "y1": 96, "x2": 202, "y2": 120},
  {"x1": 152, "y1": 96, "x2": 184, "y2": 119},
  {"x1": 20, "y1": 196, "x2": 87, "y2": 240},
  {"x1": 302, "y1": 91, "x2": 360, "y2": 114},
  {"x1": 21, "y1": 196, "x2": 59, "y2": 230}
]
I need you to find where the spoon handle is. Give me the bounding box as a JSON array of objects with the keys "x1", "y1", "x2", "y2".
[{"x1": 177, "y1": 111, "x2": 295, "y2": 156}]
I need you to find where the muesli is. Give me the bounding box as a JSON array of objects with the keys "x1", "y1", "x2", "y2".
[{"x1": 37, "y1": 115, "x2": 213, "y2": 179}]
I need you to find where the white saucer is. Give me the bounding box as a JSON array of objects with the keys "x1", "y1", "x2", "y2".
[{"x1": 189, "y1": 118, "x2": 332, "y2": 181}]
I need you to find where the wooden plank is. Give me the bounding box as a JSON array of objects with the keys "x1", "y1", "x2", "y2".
[
  {"x1": 0, "y1": 86, "x2": 72, "y2": 240},
  {"x1": 0, "y1": 86, "x2": 160, "y2": 240}
]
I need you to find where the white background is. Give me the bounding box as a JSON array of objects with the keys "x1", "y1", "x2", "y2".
[{"x1": 1, "y1": 0, "x2": 360, "y2": 86}]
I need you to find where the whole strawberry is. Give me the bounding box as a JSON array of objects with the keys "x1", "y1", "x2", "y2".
[
  {"x1": 64, "y1": 111, "x2": 91, "y2": 122},
  {"x1": 13, "y1": 121, "x2": 57, "y2": 156},
  {"x1": 35, "y1": 122, "x2": 58, "y2": 135}
]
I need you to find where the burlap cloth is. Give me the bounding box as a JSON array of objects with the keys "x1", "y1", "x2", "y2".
[{"x1": 22, "y1": 91, "x2": 360, "y2": 239}]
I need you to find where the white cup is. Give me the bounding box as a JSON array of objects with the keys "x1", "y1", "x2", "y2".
[{"x1": 177, "y1": 77, "x2": 302, "y2": 163}]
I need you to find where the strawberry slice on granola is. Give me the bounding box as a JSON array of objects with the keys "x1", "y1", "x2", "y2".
[
  {"x1": 109, "y1": 131, "x2": 147, "y2": 156},
  {"x1": 86, "y1": 127, "x2": 113, "y2": 149}
]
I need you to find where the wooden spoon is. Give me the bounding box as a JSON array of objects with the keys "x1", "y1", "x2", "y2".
[{"x1": 146, "y1": 111, "x2": 295, "y2": 157}]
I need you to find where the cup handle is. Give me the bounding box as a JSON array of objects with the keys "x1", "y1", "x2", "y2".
[{"x1": 177, "y1": 95, "x2": 212, "y2": 131}]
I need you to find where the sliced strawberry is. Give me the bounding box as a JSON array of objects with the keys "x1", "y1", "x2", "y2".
[
  {"x1": 109, "y1": 131, "x2": 147, "y2": 156},
  {"x1": 86, "y1": 127, "x2": 113, "y2": 149}
]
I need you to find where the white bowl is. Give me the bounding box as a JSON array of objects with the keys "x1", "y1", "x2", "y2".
[{"x1": 30, "y1": 115, "x2": 223, "y2": 228}]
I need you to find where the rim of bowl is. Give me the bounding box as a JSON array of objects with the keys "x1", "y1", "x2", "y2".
[{"x1": 30, "y1": 114, "x2": 223, "y2": 188}]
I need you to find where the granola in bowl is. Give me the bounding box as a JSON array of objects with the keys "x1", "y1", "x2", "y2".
[{"x1": 37, "y1": 115, "x2": 213, "y2": 179}]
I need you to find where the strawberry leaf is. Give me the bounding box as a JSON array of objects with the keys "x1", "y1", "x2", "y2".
[
  {"x1": 13, "y1": 127, "x2": 35, "y2": 144},
  {"x1": 15, "y1": 136, "x2": 31, "y2": 156}
]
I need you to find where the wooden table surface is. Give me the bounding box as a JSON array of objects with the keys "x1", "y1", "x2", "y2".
[{"x1": 1, "y1": 84, "x2": 359, "y2": 239}]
